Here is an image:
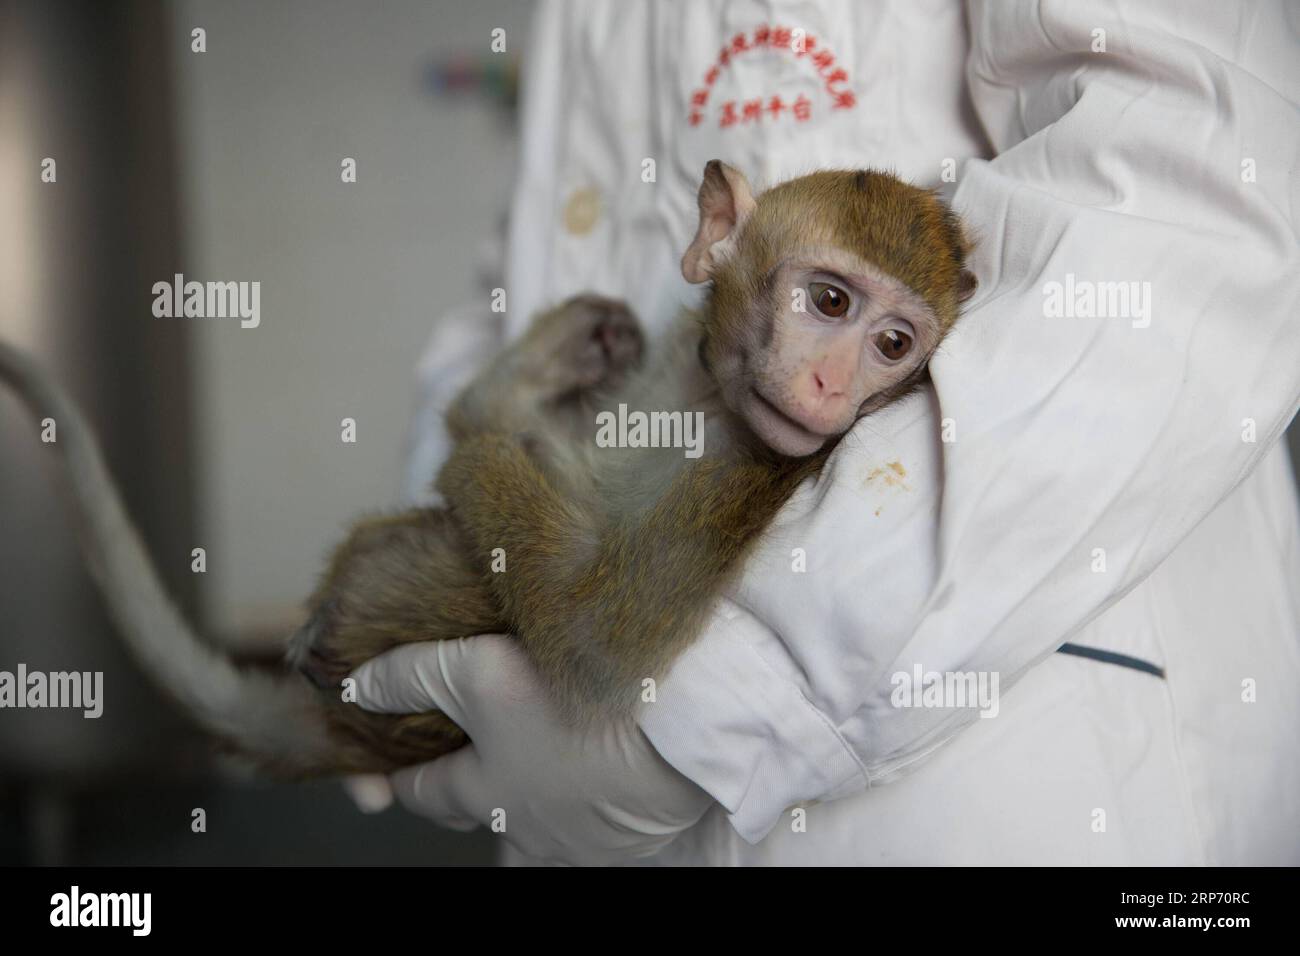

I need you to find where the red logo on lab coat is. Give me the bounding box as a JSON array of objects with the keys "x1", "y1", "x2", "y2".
[{"x1": 687, "y1": 26, "x2": 857, "y2": 130}]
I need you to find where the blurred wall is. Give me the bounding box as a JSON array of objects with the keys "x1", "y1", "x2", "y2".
[
  {"x1": 171, "y1": 0, "x2": 529, "y2": 638},
  {"x1": 0, "y1": 0, "x2": 200, "y2": 783}
]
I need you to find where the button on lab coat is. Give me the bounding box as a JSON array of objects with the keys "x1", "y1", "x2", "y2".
[{"x1": 407, "y1": 0, "x2": 1300, "y2": 864}]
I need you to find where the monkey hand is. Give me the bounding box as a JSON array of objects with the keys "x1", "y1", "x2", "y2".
[
  {"x1": 350, "y1": 635, "x2": 712, "y2": 865},
  {"x1": 446, "y1": 294, "x2": 643, "y2": 442},
  {"x1": 509, "y1": 294, "x2": 644, "y2": 400}
]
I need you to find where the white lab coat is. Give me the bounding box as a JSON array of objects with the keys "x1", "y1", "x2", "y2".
[{"x1": 406, "y1": 0, "x2": 1300, "y2": 864}]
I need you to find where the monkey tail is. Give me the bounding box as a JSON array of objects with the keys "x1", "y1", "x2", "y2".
[{"x1": 0, "y1": 340, "x2": 339, "y2": 773}]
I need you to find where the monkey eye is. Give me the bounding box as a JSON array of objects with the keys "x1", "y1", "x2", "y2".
[
  {"x1": 809, "y1": 282, "x2": 851, "y2": 318},
  {"x1": 874, "y1": 329, "x2": 914, "y2": 361}
]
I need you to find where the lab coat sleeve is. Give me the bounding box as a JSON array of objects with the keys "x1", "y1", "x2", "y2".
[{"x1": 640, "y1": 0, "x2": 1300, "y2": 843}]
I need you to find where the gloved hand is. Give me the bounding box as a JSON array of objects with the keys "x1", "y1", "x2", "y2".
[{"x1": 349, "y1": 635, "x2": 713, "y2": 865}]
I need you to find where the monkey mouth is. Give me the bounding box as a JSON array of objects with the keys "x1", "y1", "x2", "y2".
[{"x1": 747, "y1": 387, "x2": 836, "y2": 456}]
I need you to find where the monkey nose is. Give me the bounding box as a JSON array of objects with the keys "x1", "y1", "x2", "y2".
[
  {"x1": 789, "y1": 373, "x2": 854, "y2": 433},
  {"x1": 811, "y1": 370, "x2": 846, "y2": 399},
  {"x1": 806, "y1": 368, "x2": 852, "y2": 413}
]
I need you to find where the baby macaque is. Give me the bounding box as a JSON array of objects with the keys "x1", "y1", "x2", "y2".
[{"x1": 0, "y1": 162, "x2": 976, "y2": 776}]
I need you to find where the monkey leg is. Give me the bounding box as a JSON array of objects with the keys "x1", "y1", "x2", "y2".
[
  {"x1": 288, "y1": 507, "x2": 504, "y2": 689},
  {"x1": 267, "y1": 508, "x2": 499, "y2": 774}
]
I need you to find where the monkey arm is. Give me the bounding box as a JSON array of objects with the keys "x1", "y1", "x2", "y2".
[{"x1": 436, "y1": 432, "x2": 818, "y2": 718}]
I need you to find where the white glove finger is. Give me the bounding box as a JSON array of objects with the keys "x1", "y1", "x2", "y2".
[
  {"x1": 349, "y1": 639, "x2": 475, "y2": 727},
  {"x1": 341, "y1": 773, "x2": 394, "y2": 814},
  {"x1": 391, "y1": 745, "x2": 489, "y2": 832},
  {"x1": 351, "y1": 633, "x2": 525, "y2": 730}
]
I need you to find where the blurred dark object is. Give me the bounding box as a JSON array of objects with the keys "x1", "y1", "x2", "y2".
[{"x1": 424, "y1": 53, "x2": 520, "y2": 112}]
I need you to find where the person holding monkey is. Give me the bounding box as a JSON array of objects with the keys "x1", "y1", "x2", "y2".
[{"x1": 359, "y1": 0, "x2": 1300, "y2": 867}]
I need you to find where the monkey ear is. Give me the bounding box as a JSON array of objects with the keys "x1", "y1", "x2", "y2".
[
  {"x1": 957, "y1": 269, "x2": 978, "y2": 302},
  {"x1": 681, "y1": 160, "x2": 756, "y2": 284}
]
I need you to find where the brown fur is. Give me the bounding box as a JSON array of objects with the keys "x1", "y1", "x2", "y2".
[{"x1": 720, "y1": 168, "x2": 972, "y2": 336}]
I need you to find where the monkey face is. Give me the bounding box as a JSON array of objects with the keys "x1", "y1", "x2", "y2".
[
  {"x1": 683, "y1": 162, "x2": 977, "y2": 459},
  {"x1": 712, "y1": 249, "x2": 945, "y2": 458}
]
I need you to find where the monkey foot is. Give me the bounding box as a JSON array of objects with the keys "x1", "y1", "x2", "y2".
[{"x1": 286, "y1": 603, "x2": 352, "y2": 689}]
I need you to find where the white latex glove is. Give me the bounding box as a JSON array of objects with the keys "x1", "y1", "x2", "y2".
[{"x1": 349, "y1": 635, "x2": 713, "y2": 865}]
